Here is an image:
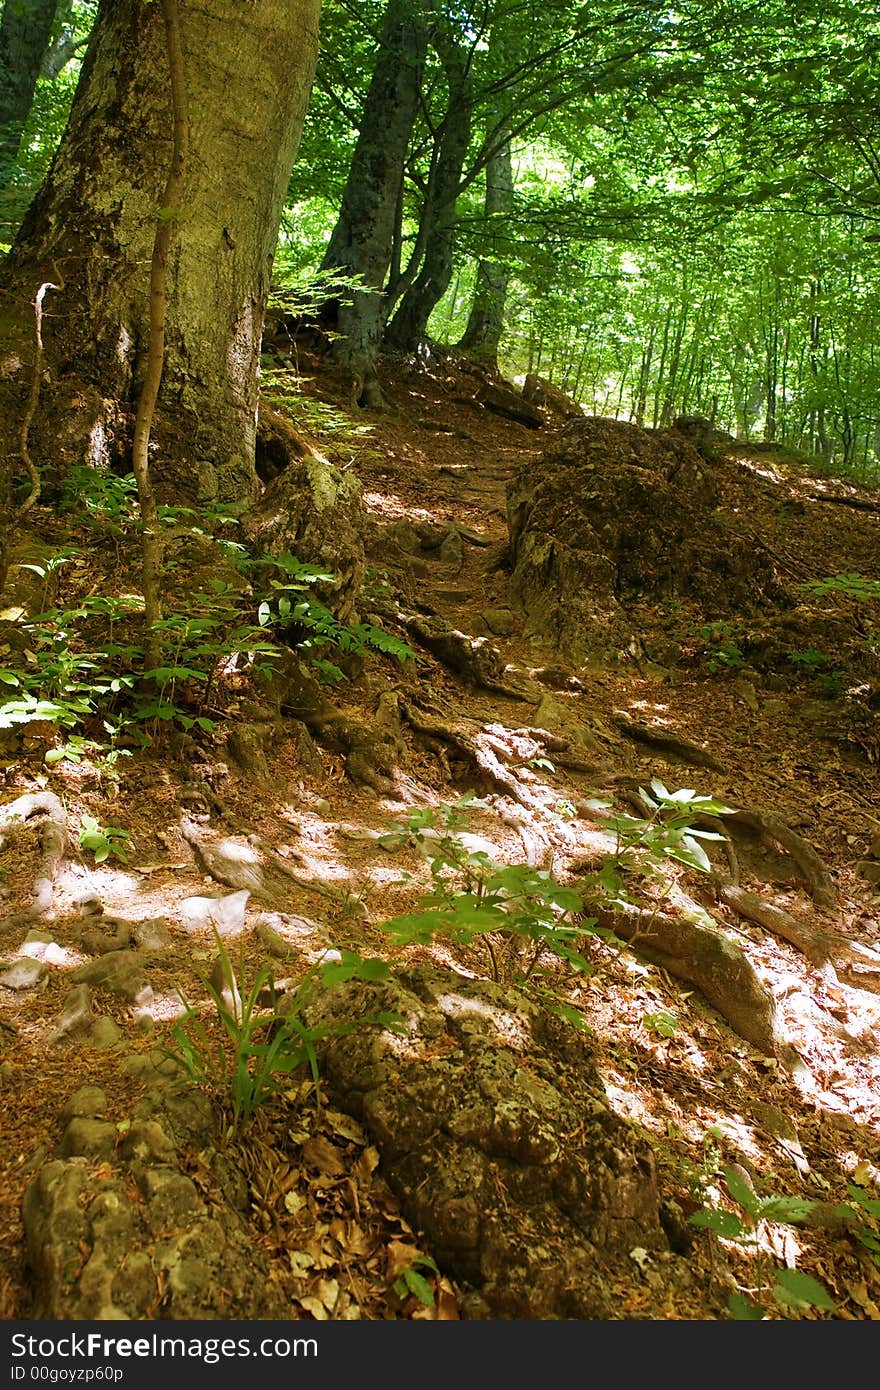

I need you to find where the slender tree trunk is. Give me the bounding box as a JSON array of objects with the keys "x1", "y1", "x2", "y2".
[
  {"x1": 0, "y1": 0, "x2": 320, "y2": 594},
  {"x1": 0, "y1": 0, "x2": 61, "y2": 170},
  {"x1": 457, "y1": 122, "x2": 513, "y2": 367},
  {"x1": 320, "y1": 0, "x2": 426, "y2": 405},
  {"x1": 384, "y1": 29, "x2": 473, "y2": 355},
  {"x1": 633, "y1": 322, "x2": 656, "y2": 427}
]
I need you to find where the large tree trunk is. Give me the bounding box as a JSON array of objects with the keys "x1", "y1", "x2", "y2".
[
  {"x1": 0, "y1": 0, "x2": 320, "y2": 592},
  {"x1": 0, "y1": 0, "x2": 61, "y2": 172},
  {"x1": 320, "y1": 0, "x2": 426, "y2": 406},
  {"x1": 457, "y1": 123, "x2": 513, "y2": 367},
  {"x1": 383, "y1": 31, "x2": 472, "y2": 356}
]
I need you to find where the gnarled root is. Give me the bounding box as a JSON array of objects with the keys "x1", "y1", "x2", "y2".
[
  {"x1": 0, "y1": 791, "x2": 67, "y2": 918},
  {"x1": 589, "y1": 897, "x2": 784, "y2": 1059}
]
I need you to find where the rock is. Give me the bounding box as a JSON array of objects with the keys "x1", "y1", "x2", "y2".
[
  {"x1": 378, "y1": 520, "x2": 421, "y2": 556},
  {"x1": 438, "y1": 528, "x2": 463, "y2": 569},
  {"x1": 733, "y1": 678, "x2": 760, "y2": 713},
  {"x1": 287, "y1": 719, "x2": 323, "y2": 776},
  {"x1": 255, "y1": 918, "x2": 297, "y2": 960},
  {"x1": 532, "y1": 694, "x2": 603, "y2": 753},
  {"x1": 307, "y1": 966, "x2": 667, "y2": 1318},
  {"x1": 22, "y1": 1134, "x2": 284, "y2": 1319},
  {"x1": 0, "y1": 958, "x2": 47, "y2": 991},
  {"x1": 119, "y1": 1120, "x2": 176, "y2": 1164},
  {"x1": 522, "y1": 374, "x2": 584, "y2": 418},
  {"x1": 480, "y1": 608, "x2": 515, "y2": 637},
  {"x1": 122, "y1": 1051, "x2": 181, "y2": 1086},
  {"x1": 52, "y1": 985, "x2": 93, "y2": 1041},
  {"x1": 226, "y1": 721, "x2": 278, "y2": 784},
  {"x1": 133, "y1": 917, "x2": 173, "y2": 952},
  {"x1": 80, "y1": 918, "x2": 132, "y2": 955},
  {"x1": 414, "y1": 521, "x2": 451, "y2": 550},
  {"x1": 61, "y1": 1086, "x2": 108, "y2": 1121},
  {"x1": 20, "y1": 929, "x2": 55, "y2": 961},
  {"x1": 243, "y1": 448, "x2": 366, "y2": 625},
  {"x1": 89, "y1": 1016, "x2": 124, "y2": 1050},
  {"x1": 71, "y1": 952, "x2": 152, "y2": 1004},
  {"x1": 475, "y1": 380, "x2": 543, "y2": 429},
  {"x1": 73, "y1": 893, "x2": 103, "y2": 916},
  {"x1": 857, "y1": 859, "x2": 880, "y2": 885},
  {"x1": 507, "y1": 416, "x2": 784, "y2": 666},
  {"x1": 59, "y1": 1118, "x2": 117, "y2": 1159},
  {"x1": 178, "y1": 889, "x2": 250, "y2": 938},
  {"x1": 139, "y1": 1169, "x2": 201, "y2": 1226}
]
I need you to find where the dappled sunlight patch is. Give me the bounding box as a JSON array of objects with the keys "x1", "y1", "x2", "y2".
[
  {"x1": 362, "y1": 490, "x2": 444, "y2": 525},
  {"x1": 434, "y1": 991, "x2": 530, "y2": 1049},
  {"x1": 733, "y1": 453, "x2": 785, "y2": 483}
]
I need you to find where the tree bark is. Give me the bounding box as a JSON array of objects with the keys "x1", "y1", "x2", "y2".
[
  {"x1": 320, "y1": 0, "x2": 426, "y2": 406},
  {"x1": 383, "y1": 30, "x2": 473, "y2": 356},
  {"x1": 0, "y1": 0, "x2": 61, "y2": 171},
  {"x1": 0, "y1": 0, "x2": 320, "y2": 593},
  {"x1": 457, "y1": 123, "x2": 513, "y2": 367}
]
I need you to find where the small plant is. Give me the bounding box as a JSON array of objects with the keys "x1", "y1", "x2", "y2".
[
  {"x1": 700, "y1": 621, "x2": 745, "y2": 672},
  {"x1": 529, "y1": 756, "x2": 556, "y2": 773},
  {"x1": 78, "y1": 814, "x2": 131, "y2": 863},
  {"x1": 393, "y1": 1252, "x2": 439, "y2": 1310},
  {"x1": 643, "y1": 1009, "x2": 678, "y2": 1038},
  {"x1": 689, "y1": 1164, "x2": 837, "y2": 1319},
  {"x1": 167, "y1": 935, "x2": 401, "y2": 1137},
  {"x1": 379, "y1": 795, "x2": 595, "y2": 1000},
  {"x1": 600, "y1": 778, "x2": 733, "y2": 881},
  {"x1": 818, "y1": 669, "x2": 849, "y2": 697},
  {"x1": 249, "y1": 551, "x2": 416, "y2": 682},
  {"x1": 800, "y1": 572, "x2": 880, "y2": 602},
  {"x1": 785, "y1": 647, "x2": 829, "y2": 672}
]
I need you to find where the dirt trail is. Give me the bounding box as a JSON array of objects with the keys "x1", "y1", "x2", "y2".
[{"x1": 1, "y1": 352, "x2": 879, "y2": 1319}]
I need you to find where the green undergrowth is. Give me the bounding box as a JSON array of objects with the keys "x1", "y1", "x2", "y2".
[
  {"x1": 376, "y1": 781, "x2": 732, "y2": 1026},
  {"x1": 167, "y1": 933, "x2": 402, "y2": 1139},
  {"x1": 0, "y1": 467, "x2": 414, "y2": 762}
]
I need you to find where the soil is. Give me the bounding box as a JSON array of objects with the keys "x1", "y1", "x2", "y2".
[{"x1": 1, "y1": 344, "x2": 879, "y2": 1321}]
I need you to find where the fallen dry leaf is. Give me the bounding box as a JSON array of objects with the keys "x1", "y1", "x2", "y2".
[
  {"x1": 318, "y1": 1277, "x2": 339, "y2": 1312},
  {"x1": 301, "y1": 1135, "x2": 347, "y2": 1178},
  {"x1": 326, "y1": 1109, "x2": 368, "y2": 1145},
  {"x1": 289, "y1": 1250, "x2": 314, "y2": 1277},
  {"x1": 296, "y1": 1296, "x2": 328, "y2": 1320}
]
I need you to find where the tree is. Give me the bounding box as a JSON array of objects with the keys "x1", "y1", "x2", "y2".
[
  {"x1": 0, "y1": 0, "x2": 321, "y2": 593},
  {"x1": 0, "y1": 0, "x2": 61, "y2": 171},
  {"x1": 456, "y1": 119, "x2": 512, "y2": 365},
  {"x1": 383, "y1": 13, "x2": 474, "y2": 354},
  {"x1": 319, "y1": 0, "x2": 427, "y2": 405}
]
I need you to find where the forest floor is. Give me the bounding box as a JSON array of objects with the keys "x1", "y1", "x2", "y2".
[{"x1": 1, "y1": 348, "x2": 879, "y2": 1321}]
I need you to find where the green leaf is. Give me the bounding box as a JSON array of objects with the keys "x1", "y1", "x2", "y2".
[
  {"x1": 688, "y1": 1208, "x2": 747, "y2": 1238},
  {"x1": 728, "y1": 1292, "x2": 764, "y2": 1320},
  {"x1": 758, "y1": 1196, "x2": 817, "y2": 1224},
  {"x1": 400, "y1": 1267, "x2": 435, "y2": 1308},
  {"x1": 773, "y1": 1268, "x2": 837, "y2": 1312},
  {"x1": 723, "y1": 1166, "x2": 760, "y2": 1216}
]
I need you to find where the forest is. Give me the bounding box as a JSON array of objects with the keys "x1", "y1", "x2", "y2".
[{"x1": 0, "y1": 0, "x2": 878, "y2": 1326}]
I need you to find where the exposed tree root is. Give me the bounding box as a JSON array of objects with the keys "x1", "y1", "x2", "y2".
[
  {"x1": 400, "y1": 701, "x2": 541, "y2": 810},
  {"x1": 724, "y1": 807, "x2": 836, "y2": 907},
  {"x1": 716, "y1": 883, "x2": 880, "y2": 991},
  {"x1": 377, "y1": 604, "x2": 534, "y2": 700},
  {"x1": 611, "y1": 714, "x2": 725, "y2": 771},
  {"x1": 303, "y1": 709, "x2": 402, "y2": 792},
  {"x1": 808, "y1": 492, "x2": 880, "y2": 514},
  {"x1": 588, "y1": 898, "x2": 786, "y2": 1059},
  {"x1": 179, "y1": 818, "x2": 360, "y2": 912},
  {"x1": 0, "y1": 791, "x2": 66, "y2": 918}
]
